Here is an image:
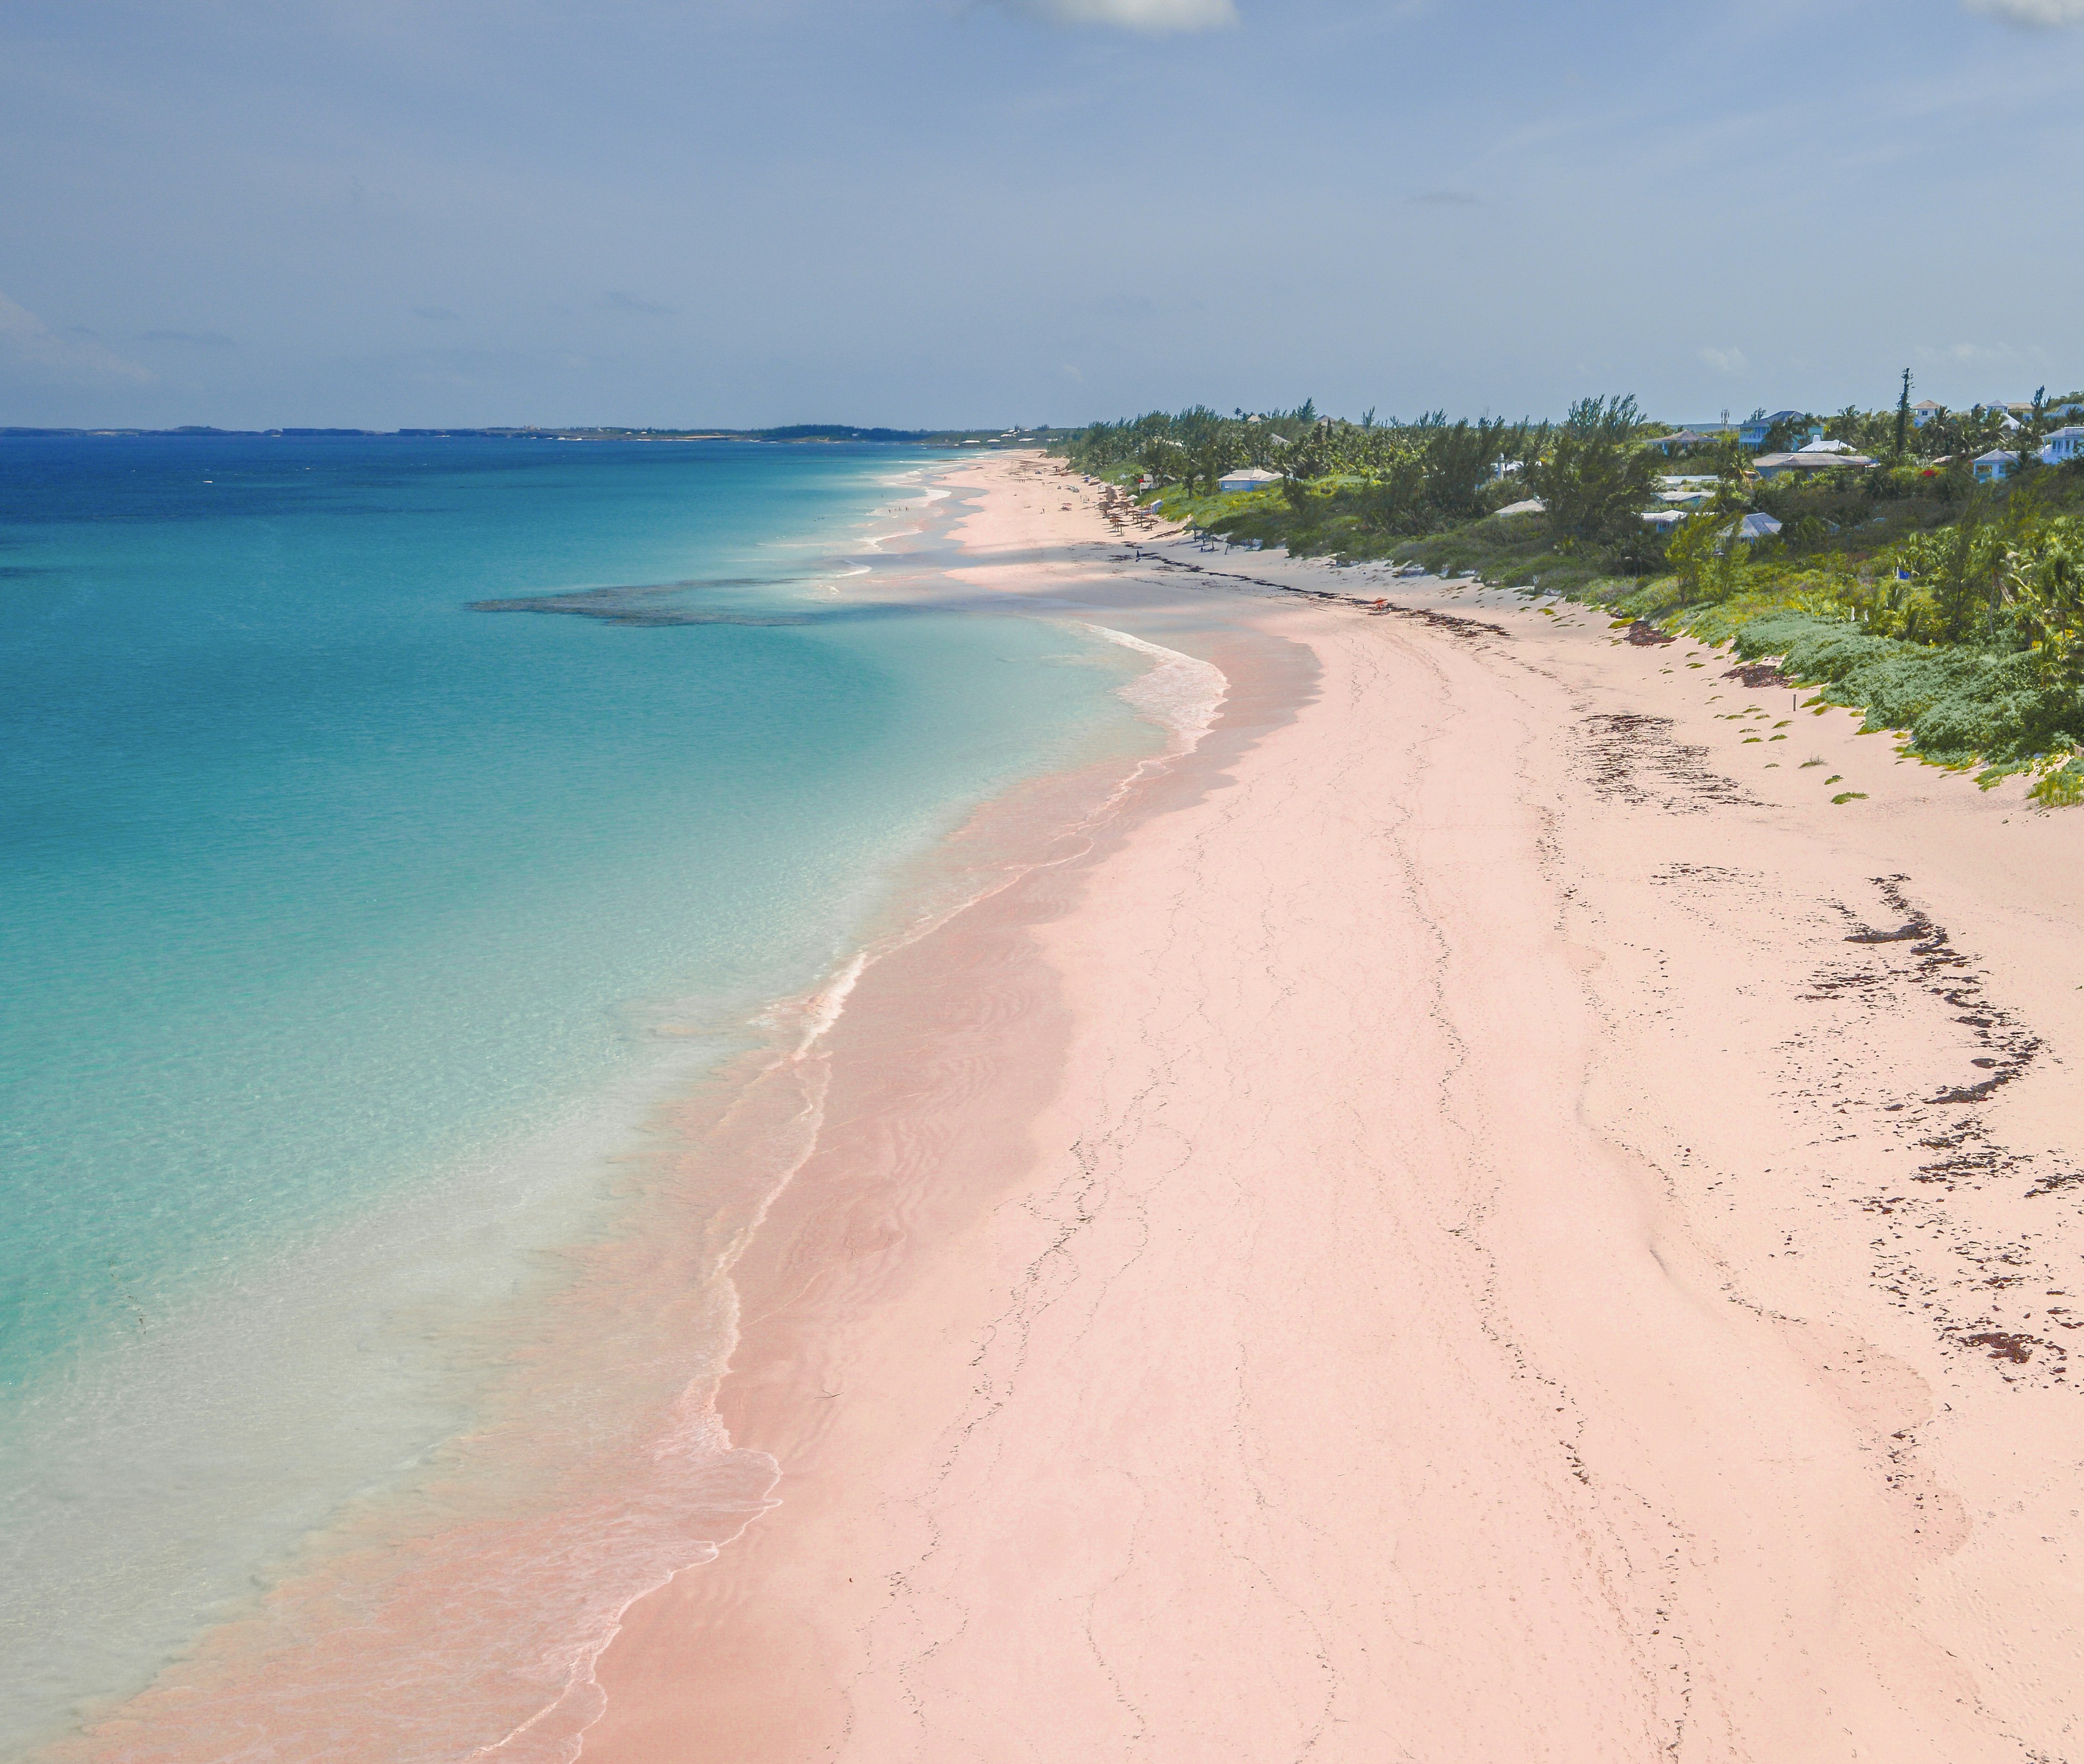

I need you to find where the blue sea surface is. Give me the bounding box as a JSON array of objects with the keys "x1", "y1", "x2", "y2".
[{"x1": 0, "y1": 434, "x2": 1148, "y2": 1750}]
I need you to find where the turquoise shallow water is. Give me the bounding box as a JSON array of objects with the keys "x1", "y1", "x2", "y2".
[{"x1": 0, "y1": 435, "x2": 1151, "y2": 1753}]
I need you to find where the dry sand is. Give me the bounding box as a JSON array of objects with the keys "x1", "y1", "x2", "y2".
[{"x1": 579, "y1": 453, "x2": 2084, "y2": 1762}]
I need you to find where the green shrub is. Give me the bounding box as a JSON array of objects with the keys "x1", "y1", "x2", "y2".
[{"x1": 1729, "y1": 612, "x2": 2084, "y2": 768}]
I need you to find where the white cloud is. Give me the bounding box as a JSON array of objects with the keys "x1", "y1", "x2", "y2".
[
  {"x1": 1700, "y1": 345, "x2": 1749, "y2": 375},
  {"x1": 0, "y1": 292, "x2": 154, "y2": 386},
  {"x1": 1962, "y1": 0, "x2": 2084, "y2": 24},
  {"x1": 1005, "y1": 0, "x2": 1238, "y2": 34}
]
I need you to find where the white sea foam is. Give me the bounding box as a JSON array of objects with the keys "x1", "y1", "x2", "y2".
[
  {"x1": 1079, "y1": 623, "x2": 1230, "y2": 754},
  {"x1": 303, "y1": 617, "x2": 1233, "y2": 1764}
]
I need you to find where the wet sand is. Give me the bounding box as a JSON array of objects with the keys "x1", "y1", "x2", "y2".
[{"x1": 580, "y1": 452, "x2": 2084, "y2": 1763}]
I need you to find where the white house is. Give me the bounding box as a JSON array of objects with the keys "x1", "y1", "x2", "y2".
[
  {"x1": 1911, "y1": 399, "x2": 1943, "y2": 428},
  {"x1": 1641, "y1": 509, "x2": 1689, "y2": 536},
  {"x1": 1796, "y1": 435, "x2": 1851, "y2": 455},
  {"x1": 1974, "y1": 448, "x2": 2019, "y2": 483},
  {"x1": 2039, "y1": 426, "x2": 2084, "y2": 465},
  {"x1": 1217, "y1": 466, "x2": 1282, "y2": 494},
  {"x1": 1737, "y1": 512, "x2": 1784, "y2": 543}
]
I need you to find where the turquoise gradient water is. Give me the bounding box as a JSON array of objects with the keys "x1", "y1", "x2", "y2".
[{"x1": 0, "y1": 435, "x2": 1149, "y2": 1753}]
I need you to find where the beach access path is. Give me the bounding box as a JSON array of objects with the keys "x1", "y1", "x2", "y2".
[{"x1": 580, "y1": 452, "x2": 2084, "y2": 1763}]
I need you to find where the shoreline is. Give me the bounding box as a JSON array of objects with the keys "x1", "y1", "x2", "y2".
[
  {"x1": 577, "y1": 478, "x2": 1314, "y2": 1759},
  {"x1": 37, "y1": 453, "x2": 1221, "y2": 1764},
  {"x1": 43, "y1": 447, "x2": 2084, "y2": 1760},
  {"x1": 580, "y1": 451, "x2": 2084, "y2": 1762}
]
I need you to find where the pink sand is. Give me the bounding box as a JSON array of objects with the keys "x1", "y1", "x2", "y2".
[
  {"x1": 574, "y1": 454, "x2": 2084, "y2": 1761},
  {"x1": 57, "y1": 454, "x2": 2084, "y2": 1761}
]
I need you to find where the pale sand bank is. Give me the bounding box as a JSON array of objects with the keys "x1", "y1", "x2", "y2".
[{"x1": 581, "y1": 453, "x2": 2084, "y2": 1762}]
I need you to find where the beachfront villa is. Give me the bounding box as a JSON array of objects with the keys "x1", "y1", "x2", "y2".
[
  {"x1": 1738, "y1": 409, "x2": 1804, "y2": 447},
  {"x1": 1968, "y1": 431, "x2": 2084, "y2": 479},
  {"x1": 2041, "y1": 425, "x2": 2084, "y2": 464},
  {"x1": 1913, "y1": 399, "x2": 1943, "y2": 427},
  {"x1": 1218, "y1": 466, "x2": 1281, "y2": 493}
]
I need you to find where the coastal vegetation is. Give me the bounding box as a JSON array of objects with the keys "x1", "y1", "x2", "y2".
[{"x1": 1057, "y1": 390, "x2": 2084, "y2": 802}]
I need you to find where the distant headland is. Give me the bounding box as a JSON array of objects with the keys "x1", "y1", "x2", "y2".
[{"x1": 0, "y1": 423, "x2": 1073, "y2": 446}]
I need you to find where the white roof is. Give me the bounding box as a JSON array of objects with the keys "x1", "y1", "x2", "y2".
[
  {"x1": 1796, "y1": 436, "x2": 1851, "y2": 453},
  {"x1": 1974, "y1": 448, "x2": 2019, "y2": 463},
  {"x1": 1218, "y1": 466, "x2": 1281, "y2": 485},
  {"x1": 1495, "y1": 498, "x2": 1546, "y2": 516},
  {"x1": 1738, "y1": 512, "x2": 1783, "y2": 538},
  {"x1": 2044, "y1": 426, "x2": 2084, "y2": 440}
]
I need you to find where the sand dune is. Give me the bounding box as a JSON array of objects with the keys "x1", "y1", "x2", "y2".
[{"x1": 581, "y1": 453, "x2": 2084, "y2": 1762}]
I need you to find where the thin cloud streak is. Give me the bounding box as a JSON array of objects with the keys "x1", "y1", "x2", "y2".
[{"x1": 1002, "y1": 0, "x2": 1237, "y2": 34}]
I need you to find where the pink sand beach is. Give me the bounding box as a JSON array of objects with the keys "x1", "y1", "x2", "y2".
[
  {"x1": 572, "y1": 453, "x2": 2084, "y2": 1762},
  {"x1": 59, "y1": 452, "x2": 2084, "y2": 1762}
]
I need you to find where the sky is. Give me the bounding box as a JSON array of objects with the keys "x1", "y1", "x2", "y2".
[{"x1": 3, "y1": 0, "x2": 2083, "y2": 430}]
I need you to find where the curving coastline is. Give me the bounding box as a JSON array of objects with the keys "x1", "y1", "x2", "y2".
[
  {"x1": 576, "y1": 451, "x2": 2084, "y2": 1762},
  {"x1": 41, "y1": 446, "x2": 2084, "y2": 1761},
  {"x1": 34, "y1": 458, "x2": 1224, "y2": 1764}
]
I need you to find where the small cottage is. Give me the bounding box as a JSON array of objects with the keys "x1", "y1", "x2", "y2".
[{"x1": 1218, "y1": 467, "x2": 1282, "y2": 494}]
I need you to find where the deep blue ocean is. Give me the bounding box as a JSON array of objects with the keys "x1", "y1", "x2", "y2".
[{"x1": 0, "y1": 434, "x2": 1150, "y2": 1754}]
